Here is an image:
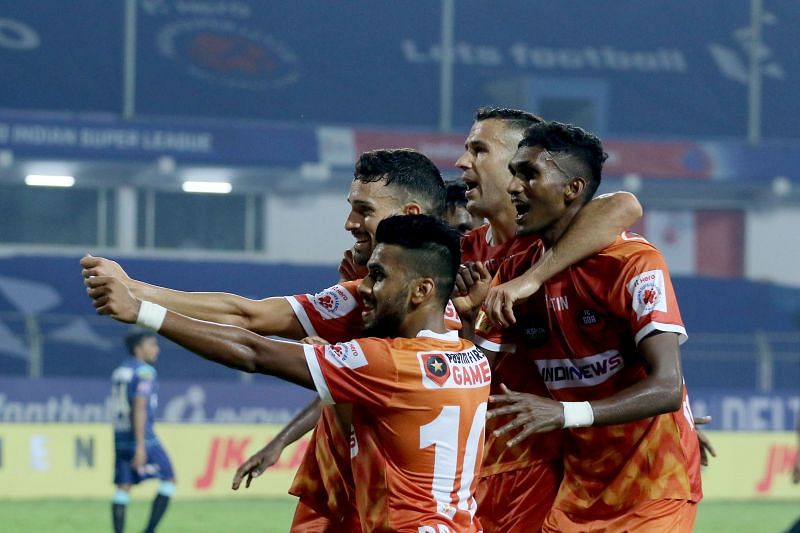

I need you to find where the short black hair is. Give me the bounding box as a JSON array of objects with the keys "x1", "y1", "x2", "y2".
[
  {"x1": 124, "y1": 329, "x2": 156, "y2": 355},
  {"x1": 475, "y1": 107, "x2": 544, "y2": 134},
  {"x1": 445, "y1": 179, "x2": 468, "y2": 208},
  {"x1": 354, "y1": 149, "x2": 446, "y2": 218},
  {"x1": 375, "y1": 214, "x2": 461, "y2": 307},
  {"x1": 519, "y1": 121, "x2": 607, "y2": 200}
]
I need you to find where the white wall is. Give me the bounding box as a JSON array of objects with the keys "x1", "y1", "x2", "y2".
[
  {"x1": 746, "y1": 207, "x2": 800, "y2": 287},
  {"x1": 264, "y1": 193, "x2": 352, "y2": 264}
]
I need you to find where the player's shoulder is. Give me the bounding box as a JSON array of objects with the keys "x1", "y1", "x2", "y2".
[
  {"x1": 595, "y1": 232, "x2": 664, "y2": 265},
  {"x1": 134, "y1": 363, "x2": 157, "y2": 380}
]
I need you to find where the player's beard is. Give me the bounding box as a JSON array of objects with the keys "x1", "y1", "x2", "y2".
[{"x1": 362, "y1": 292, "x2": 408, "y2": 338}]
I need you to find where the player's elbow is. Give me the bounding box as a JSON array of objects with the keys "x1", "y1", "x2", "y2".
[
  {"x1": 656, "y1": 378, "x2": 683, "y2": 413},
  {"x1": 614, "y1": 190, "x2": 643, "y2": 220}
]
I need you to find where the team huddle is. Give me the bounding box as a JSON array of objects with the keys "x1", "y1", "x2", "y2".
[{"x1": 83, "y1": 110, "x2": 704, "y2": 532}]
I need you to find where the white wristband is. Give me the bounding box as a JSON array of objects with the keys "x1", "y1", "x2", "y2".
[
  {"x1": 136, "y1": 301, "x2": 167, "y2": 331},
  {"x1": 561, "y1": 401, "x2": 594, "y2": 428}
]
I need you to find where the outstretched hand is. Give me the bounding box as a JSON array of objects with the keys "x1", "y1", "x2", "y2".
[
  {"x1": 84, "y1": 276, "x2": 140, "y2": 323},
  {"x1": 81, "y1": 254, "x2": 130, "y2": 281},
  {"x1": 231, "y1": 440, "x2": 285, "y2": 490}
]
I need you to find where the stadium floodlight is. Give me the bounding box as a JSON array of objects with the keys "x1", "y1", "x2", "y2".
[
  {"x1": 25, "y1": 174, "x2": 75, "y2": 187},
  {"x1": 181, "y1": 181, "x2": 232, "y2": 194}
]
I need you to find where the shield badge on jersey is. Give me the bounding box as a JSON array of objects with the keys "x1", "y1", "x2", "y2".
[{"x1": 422, "y1": 353, "x2": 450, "y2": 386}]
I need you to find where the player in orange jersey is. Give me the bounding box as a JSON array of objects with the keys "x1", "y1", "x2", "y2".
[
  {"x1": 477, "y1": 121, "x2": 701, "y2": 532},
  {"x1": 82, "y1": 148, "x2": 452, "y2": 531},
  {"x1": 86, "y1": 214, "x2": 490, "y2": 532},
  {"x1": 455, "y1": 107, "x2": 643, "y2": 533}
]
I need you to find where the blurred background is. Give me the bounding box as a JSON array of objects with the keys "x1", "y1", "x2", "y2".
[{"x1": 0, "y1": 0, "x2": 798, "y2": 531}]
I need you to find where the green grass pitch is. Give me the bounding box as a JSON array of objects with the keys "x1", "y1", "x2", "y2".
[{"x1": 0, "y1": 499, "x2": 797, "y2": 532}]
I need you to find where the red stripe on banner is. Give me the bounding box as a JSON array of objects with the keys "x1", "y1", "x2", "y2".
[
  {"x1": 604, "y1": 141, "x2": 712, "y2": 179},
  {"x1": 353, "y1": 130, "x2": 465, "y2": 170},
  {"x1": 695, "y1": 210, "x2": 744, "y2": 277}
]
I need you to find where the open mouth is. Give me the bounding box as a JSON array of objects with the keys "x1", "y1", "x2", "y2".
[
  {"x1": 513, "y1": 200, "x2": 530, "y2": 221},
  {"x1": 462, "y1": 175, "x2": 478, "y2": 193}
]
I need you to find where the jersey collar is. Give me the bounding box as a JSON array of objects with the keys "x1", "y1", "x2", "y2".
[{"x1": 417, "y1": 329, "x2": 459, "y2": 342}]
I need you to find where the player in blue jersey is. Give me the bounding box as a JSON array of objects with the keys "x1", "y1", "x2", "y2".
[{"x1": 110, "y1": 330, "x2": 175, "y2": 533}]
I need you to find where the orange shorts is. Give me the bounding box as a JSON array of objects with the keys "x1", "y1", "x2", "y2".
[
  {"x1": 543, "y1": 499, "x2": 698, "y2": 533},
  {"x1": 475, "y1": 461, "x2": 562, "y2": 533}
]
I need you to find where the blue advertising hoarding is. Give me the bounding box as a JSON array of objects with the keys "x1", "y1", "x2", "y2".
[
  {"x1": 1, "y1": 0, "x2": 798, "y2": 139},
  {"x1": 0, "y1": 1, "x2": 123, "y2": 113}
]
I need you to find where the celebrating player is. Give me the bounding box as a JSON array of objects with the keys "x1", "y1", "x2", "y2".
[
  {"x1": 477, "y1": 121, "x2": 702, "y2": 531},
  {"x1": 455, "y1": 107, "x2": 642, "y2": 532},
  {"x1": 88, "y1": 214, "x2": 490, "y2": 532}
]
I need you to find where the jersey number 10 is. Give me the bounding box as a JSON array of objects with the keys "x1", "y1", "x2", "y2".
[{"x1": 419, "y1": 402, "x2": 487, "y2": 522}]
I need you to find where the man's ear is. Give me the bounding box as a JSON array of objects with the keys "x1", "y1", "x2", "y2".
[
  {"x1": 564, "y1": 176, "x2": 587, "y2": 204},
  {"x1": 409, "y1": 277, "x2": 436, "y2": 305},
  {"x1": 402, "y1": 203, "x2": 423, "y2": 215}
]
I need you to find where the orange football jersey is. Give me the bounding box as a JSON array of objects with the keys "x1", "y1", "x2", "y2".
[
  {"x1": 304, "y1": 330, "x2": 490, "y2": 532},
  {"x1": 285, "y1": 279, "x2": 462, "y2": 525},
  {"x1": 461, "y1": 227, "x2": 562, "y2": 477},
  {"x1": 475, "y1": 232, "x2": 702, "y2": 517}
]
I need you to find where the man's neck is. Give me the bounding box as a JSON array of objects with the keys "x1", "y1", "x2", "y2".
[
  {"x1": 399, "y1": 311, "x2": 448, "y2": 338},
  {"x1": 486, "y1": 205, "x2": 518, "y2": 246},
  {"x1": 541, "y1": 206, "x2": 580, "y2": 248}
]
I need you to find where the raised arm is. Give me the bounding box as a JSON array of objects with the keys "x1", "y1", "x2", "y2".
[
  {"x1": 484, "y1": 191, "x2": 642, "y2": 326},
  {"x1": 488, "y1": 331, "x2": 683, "y2": 446},
  {"x1": 81, "y1": 255, "x2": 306, "y2": 339},
  {"x1": 87, "y1": 276, "x2": 314, "y2": 389}
]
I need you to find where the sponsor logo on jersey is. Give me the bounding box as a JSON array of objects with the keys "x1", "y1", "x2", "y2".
[
  {"x1": 310, "y1": 284, "x2": 358, "y2": 320},
  {"x1": 418, "y1": 348, "x2": 490, "y2": 389},
  {"x1": 627, "y1": 269, "x2": 667, "y2": 319},
  {"x1": 536, "y1": 350, "x2": 624, "y2": 390},
  {"x1": 517, "y1": 324, "x2": 548, "y2": 346},
  {"x1": 324, "y1": 341, "x2": 368, "y2": 370},
  {"x1": 580, "y1": 309, "x2": 603, "y2": 328},
  {"x1": 547, "y1": 294, "x2": 569, "y2": 311}
]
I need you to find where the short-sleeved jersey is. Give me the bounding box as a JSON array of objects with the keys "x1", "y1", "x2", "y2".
[
  {"x1": 285, "y1": 279, "x2": 462, "y2": 523},
  {"x1": 304, "y1": 330, "x2": 490, "y2": 533},
  {"x1": 287, "y1": 279, "x2": 462, "y2": 342},
  {"x1": 460, "y1": 224, "x2": 540, "y2": 272},
  {"x1": 461, "y1": 225, "x2": 563, "y2": 477},
  {"x1": 475, "y1": 232, "x2": 702, "y2": 516},
  {"x1": 111, "y1": 357, "x2": 159, "y2": 450}
]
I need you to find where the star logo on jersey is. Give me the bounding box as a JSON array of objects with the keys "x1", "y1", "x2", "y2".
[{"x1": 422, "y1": 353, "x2": 450, "y2": 386}]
